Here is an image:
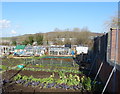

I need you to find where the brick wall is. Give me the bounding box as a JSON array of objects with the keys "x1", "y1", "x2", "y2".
[
  {"x1": 118, "y1": 29, "x2": 120, "y2": 64},
  {"x1": 108, "y1": 28, "x2": 120, "y2": 64},
  {"x1": 110, "y1": 29, "x2": 117, "y2": 62}
]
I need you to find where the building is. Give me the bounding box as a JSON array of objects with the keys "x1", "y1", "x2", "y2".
[
  {"x1": 14, "y1": 45, "x2": 26, "y2": 56},
  {"x1": 76, "y1": 46, "x2": 88, "y2": 54},
  {"x1": 25, "y1": 46, "x2": 46, "y2": 56},
  {"x1": 55, "y1": 38, "x2": 76, "y2": 42},
  {"x1": 48, "y1": 47, "x2": 71, "y2": 56},
  {"x1": 0, "y1": 45, "x2": 15, "y2": 56}
]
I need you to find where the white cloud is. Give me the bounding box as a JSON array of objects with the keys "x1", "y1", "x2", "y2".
[
  {"x1": 11, "y1": 30, "x2": 17, "y2": 34},
  {"x1": 0, "y1": 19, "x2": 11, "y2": 28}
]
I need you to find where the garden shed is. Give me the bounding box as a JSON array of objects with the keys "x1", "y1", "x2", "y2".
[{"x1": 14, "y1": 45, "x2": 26, "y2": 56}]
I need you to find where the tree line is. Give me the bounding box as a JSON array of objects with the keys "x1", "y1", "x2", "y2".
[
  {"x1": 11, "y1": 28, "x2": 93, "y2": 47},
  {"x1": 12, "y1": 34, "x2": 44, "y2": 46}
]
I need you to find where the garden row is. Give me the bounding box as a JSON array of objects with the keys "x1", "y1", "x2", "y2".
[
  {"x1": 2, "y1": 58, "x2": 24, "y2": 66},
  {"x1": 13, "y1": 71, "x2": 92, "y2": 91},
  {"x1": 13, "y1": 67, "x2": 81, "y2": 74}
]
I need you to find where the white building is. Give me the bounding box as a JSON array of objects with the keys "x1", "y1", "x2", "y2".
[
  {"x1": 0, "y1": 45, "x2": 15, "y2": 56},
  {"x1": 76, "y1": 46, "x2": 89, "y2": 54},
  {"x1": 48, "y1": 47, "x2": 71, "y2": 56}
]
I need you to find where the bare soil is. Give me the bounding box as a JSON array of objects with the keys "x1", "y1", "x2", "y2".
[
  {"x1": 2, "y1": 70, "x2": 84, "y2": 93},
  {"x1": 2, "y1": 70, "x2": 84, "y2": 80},
  {"x1": 3, "y1": 83, "x2": 81, "y2": 93},
  {"x1": 42, "y1": 58, "x2": 73, "y2": 62}
]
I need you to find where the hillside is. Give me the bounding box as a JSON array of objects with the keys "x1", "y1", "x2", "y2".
[
  {"x1": 1, "y1": 31, "x2": 104, "y2": 46},
  {"x1": 1, "y1": 32, "x2": 102, "y2": 41}
]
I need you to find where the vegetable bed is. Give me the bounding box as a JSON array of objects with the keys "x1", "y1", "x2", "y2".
[
  {"x1": 13, "y1": 72, "x2": 91, "y2": 91},
  {"x1": 2, "y1": 69, "x2": 93, "y2": 93},
  {"x1": 2, "y1": 56, "x2": 97, "y2": 93}
]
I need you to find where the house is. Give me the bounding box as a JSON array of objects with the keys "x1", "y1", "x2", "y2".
[{"x1": 55, "y1": 38, "x2": 76, "y2": 42}]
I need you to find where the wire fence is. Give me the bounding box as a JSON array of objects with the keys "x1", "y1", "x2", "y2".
[{"x1": 24, "y1": 57, "x2": 78, "y2": 67}]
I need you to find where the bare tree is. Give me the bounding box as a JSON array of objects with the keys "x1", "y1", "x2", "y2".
[
  {"x1": 104, "y1": 13, "x2": 119, "y2": 30},
  {"x1": 76, "y1": 27, "x2": 91, "y2": 46}
]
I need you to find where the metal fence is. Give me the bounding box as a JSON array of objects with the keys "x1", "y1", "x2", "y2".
[
  {"x1": 92, "y1": 28, "x2": 120, "y2": 65},
  {"x1": 90, "y1": 28, "x2": 120, "y2": 93},
  {"x1": 24, "y1": 56, "x2": 77, "y2": 67}
]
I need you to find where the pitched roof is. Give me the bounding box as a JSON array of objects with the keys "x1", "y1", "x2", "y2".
[{"x1": 15, "y1": 45, "x2": 26, "y2": 49}]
